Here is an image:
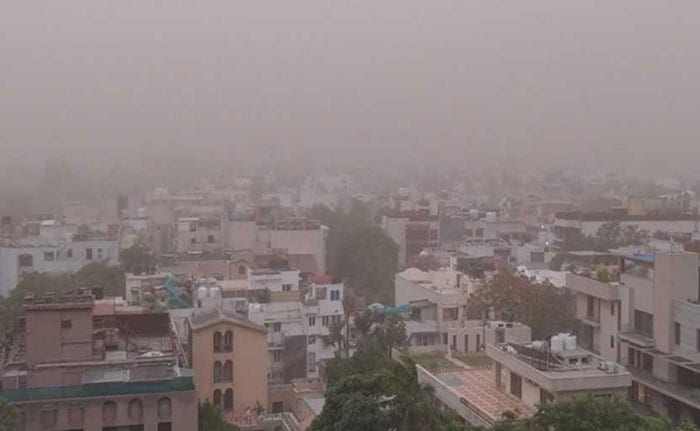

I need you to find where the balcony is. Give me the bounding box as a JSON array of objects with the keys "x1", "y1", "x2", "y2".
[
  {"x1": 566, "y1": 274, "x2": 620, "y2": 301},
  {"x1": 268, "y1": 333, "x2": 285, "y2": 349},
  {"x1": 628, "y1": 367, "x2": 700, "y2": 411}
]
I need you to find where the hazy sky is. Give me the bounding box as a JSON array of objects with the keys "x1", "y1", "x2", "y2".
[{"x1": 3, "y1": 0, "x2": 700, "y2": 176}]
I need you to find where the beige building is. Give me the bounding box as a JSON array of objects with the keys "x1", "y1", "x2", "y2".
[
  {"x1": 2, "y1": 291, "x2": 197, "y2": 431},
  {"x1": 487, "y1": 341, "x2": 632, "y2": 410},
  {"x1": 569, "y1": 251, "x2": 700, "y2": 425},
  {"x1": 187, "y1": 308, "x2": 269, "y2": 417},
  {"x1": 395, "y1": 267, "x2": 531, "y2": 352}
]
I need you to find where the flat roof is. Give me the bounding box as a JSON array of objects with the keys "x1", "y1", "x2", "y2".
[{"x1": 438, "y1": 369, "x2": 535, "y2": 423}]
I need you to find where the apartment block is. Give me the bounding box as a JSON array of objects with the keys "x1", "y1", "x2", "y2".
[
  {"x1": 568, "y1": 251, "x2": 700, "y2": 425},
  {"x1": 1, "y1": 291, "x2": 197, "y2": 431}
]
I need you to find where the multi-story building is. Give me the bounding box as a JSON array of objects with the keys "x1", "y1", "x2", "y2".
[
  {"x1": 411, "y1": 331, "x2": 629, "y2": 428},
  {"x1": 396, "y1": 267, "x2": 530, "y2": 351},
  {"x1": 0, "y1": 224, "x2": 120, "y2": 296},
  {"x1": 486, "y1": 340, "x2": 632, "y2": 409},
  {"x1": 1, "y1": 291, "x2": 197, "y2": 431},
  {"x1": 383, "y1": 210, "x2": 439, "y2": 268},
  {"x1": 554, "y1": 209, "x2": 699, "y2": 242},
  {"x1": 247, "y1": 277, "x2": 345, "y2": 383},
  {"x1": 186, "y1": 308, "x2": 268, "y2": 418},
  {"x1": 568, "y1": 251, "x2": 700, "y2": 424}
]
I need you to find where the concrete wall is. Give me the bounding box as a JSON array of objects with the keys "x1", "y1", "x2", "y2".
[
  {"x1": 25, "y1": 306, "x2": 94, "y2": 370},
  {"x1": 653, "y1": 252, "x2": 698, "y2": 353}
]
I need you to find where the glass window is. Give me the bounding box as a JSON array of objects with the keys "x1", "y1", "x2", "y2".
[
  {"x1": 213, "y1": 361, "x2": 222, "y2": 382},
  {"x1": 308, "y1": 316, "x2": 316, "y2": 326},
  {"x1": 213, "y1": 332, "x2": 222, "y2": 352},
  {"x1": 224, "y1": 331, "x2": 233, "y2": 352}
]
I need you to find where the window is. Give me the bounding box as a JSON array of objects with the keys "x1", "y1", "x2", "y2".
[
  {"x1": 476, "y1": 334, "x2": 481, "y2": 351},
  {"x1": 97, "y1": 248, "x2": 103, "y2": 259},
  {"x1": 272, "y1": 402, "x2": 284, "y2": 414},
  {"x1": 282, "y1": 284, "x2": 292, "y2": 292},
  {"x1": 586, "y1": 296, "x2": 595, "y2": 319},
  {"x1": 213, "y1": 390, "x2": 222, "y2": 407},
  {"x1": 273, "y1": 350, "x2": 282, "y2": 363},
  {"x1": 634, "y1": 310, "x2": 654, "y2": 337},
  {"x1": 158, "y1": 423, "x2": 172, "y2": 431},
  {"x1": 128, "y1": 399, "x2": 143, "y2": 420},
  {"x1": 322, "y1": 316, "x2": 330, "y2": 327},
  {"x1": 308, "y1": 352, "x2": 317, "y2": 373},
  {"x1": 475, "y1": 228, "x2": 484, "y2": 237},
  {"x1": 41, "y1": 409, "x2": 57, "y2": 427},
  {"x1": 224, "y1": 389, "x2": 233, "y2": 411},
  {"x1": 271, "y1": 323, "x2": 281, "y2": 332},
  {"x1": 102, "y1": 401, "x2": 117, "y2": 422},
  {"x1": 443, "y1": 307, "x2": 458, "y2": 321},
  {"x1": 213, "y1": 361, "x2": 222, "y2": 382},
  {"x1": 44, "y1": 251, "x2": 54, "y2": 261},
  {"x1": 190, "y1": 237, "x2": 197, "y2": 244},
  {"x1": 308, "y1": 316, "x2": 316, "y2": 327},
  {"x1": 465, "y1": 228, "x2": 474, "y2": 237},
  {"x1": 61, "y1": 320, "x2": 72, "y2": 329},
  {"x1": 510, "y1": 373, "x2": 522, "y2": 398},
  {"x1": 18, "y1": 254, "x2": 33, "y2": 268},
  {"x1": 238, "y1": 265, "x2": 246, "y2": 275},
  {"x1": 464, "y1": 335, "x2": 469, "y2": 351},
  {"x1": 610, "y1": 335, "x2": 615, "y2": 349},
  {"x1": 85, "y1": 248, "x2": 93, "y2": 260},
  {"x1": 157, "y1": 397, "x2": 171, "y2": 420},
  {"x1": 330, "y1": 290, "x2": 340, "y2": 301},
  {"x1": 207, "y1": 235, "x2": 215, "y2": 244},
  {"x1": 189, "y1": 222, "x2": 197, "y2": 232},
  {"x1": 213, "y1": 332, "x2": 222, "y2": 352},
  {"x1": 308, "y1": 335, "x2": 316, "y2": 345},
  {"x1": 223, "y1": 361, "x2": 233, "y2": 382},
  {"x1": 611, "y1": 302, "x2": 615, "y2": 315},
  {"x1": 442, "y1": 333, "x2": 448, "y2": 345},
  {"x1": 675, "y1": 322, "x2": 682, "y2": 345},
  {"x1": 430, "y1": 229, "x2": 438, "y2": 240},
  {"x1": 67, "y1": 248, "x2": 73, "y2": 258},
  {"x1": 224, "y1": 331, "x2": 233, "y2": 352}
]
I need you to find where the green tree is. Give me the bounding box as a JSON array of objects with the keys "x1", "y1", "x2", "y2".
[
  {"x1": 198, "y1": 401, "x2": 240, "y2": 431},
  {"x1": 532, "y1": 396, "x2": 670, "y2": 431},
  {"x1": 548, "y1": 253, "x2": 566, "y2": 271},
  {"x1": 467, "y1": 269, "x2": 574, "y2": 339},
  {"x1": 308, "y1": 202, "x2": 398, "y2": 304},
  {"x1": 75, "y1": 262, "x2": 126, "y2": 297},
  {"x1": 119, "y1": 242, "x2": 157, "y2": 274},
  {"x1": 0, "y1": 398, "x2": 18, "y2": 431}
]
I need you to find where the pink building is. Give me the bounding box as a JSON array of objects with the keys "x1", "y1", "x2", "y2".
[{"x1": 1, "y1": 291, "x2": 197, "y2": 431}]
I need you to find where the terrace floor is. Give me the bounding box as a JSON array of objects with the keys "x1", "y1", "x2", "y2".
[{"x1": 437, "y1": 368, "x2": 536, "y2": 423}]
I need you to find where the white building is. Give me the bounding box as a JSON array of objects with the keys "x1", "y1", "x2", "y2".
[
  {"x1": 0, "y1": 232, "x2": 119, "y2": 297},
  {"x1": 247, "y1": 278, "x2": 345, "y2": 383}
]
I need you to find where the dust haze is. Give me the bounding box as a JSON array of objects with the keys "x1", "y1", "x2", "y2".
[{"x1": 3, "y1": 0, "x2": 700, "y2": 183}]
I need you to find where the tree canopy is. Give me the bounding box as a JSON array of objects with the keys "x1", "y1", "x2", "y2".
[
  {"x1": 308, "y1": 201, "x2": 398, "y2": 304},
  {"x1": 562, "y1": 221, "x2": 648, "y2": 252},
  {"x1": 198, "y1": 401, "x2": 240, "y2": 431},
  {"x1": 466, "y1": 269, "x2": 574, "y2": 340}
]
